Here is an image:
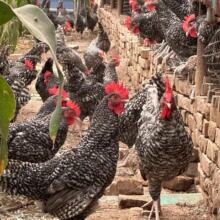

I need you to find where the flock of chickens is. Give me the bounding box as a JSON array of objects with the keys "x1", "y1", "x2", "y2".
[
  {"x1": 125, "y1": 0, "x2": 220, "y2": 80},
  {"x1": 1, "y1": 0, "x2": 213, "y2": 219}
]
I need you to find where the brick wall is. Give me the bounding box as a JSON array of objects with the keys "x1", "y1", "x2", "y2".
[{"x1": 99, "y1": 6, "x2": 220, "y2": 214}]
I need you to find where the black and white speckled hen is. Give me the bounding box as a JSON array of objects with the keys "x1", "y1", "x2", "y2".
[
  {"x1": 103, "y1": 54, "x2": 120, "y2": 85},
  {"x1": 130, "y1": 11, "x2": 164, "y2": 43},
  {"x1": 87, "y1": 4, "x2": 98, "y2": 32},
  {"x1": 35, "y1": 58, "x2": 62, "y2": 102},
  {"x1": 118, "y1": 72, "x2": 164, "y2": 148},
  {"x1": 84, "y1": 22, "x2": 110, "y2": 70},
  {"x1": 8, "y1": 87, "x2": 80, "y2": 162},
  {"x1": 7, "y1": 41, "x2": 47, "y2": 86},
  {"x1": 135, "y1": 77, "x2": 193, "y2": 220},
  {"x1": 8, "y1": 88, "x2": 80, "y2": 163},
  {"x1": 0, "y1": 45, "x2": 10, "y2": 76},
  {"x1": 67, "y1": 63, "x2": 105, "y2": 120},
  {"x1": 145, "y1": 0, "x2": 197, "y2": 59},
  {"x1": 95, "y1": 22, "x2": 111, "y2": 53},
  {"x1": 55, "y1": 26, "x2": 87, "y2": 73},
  {"x1": 0, "y1": 82, "x2": 129, "y2": 220}
]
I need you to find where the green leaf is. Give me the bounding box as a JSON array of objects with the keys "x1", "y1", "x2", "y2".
[
  {"x1": 0, "y1": 1, "x2": 15, "y2": 25},
  {"x1": 0, "y1": 76, "x2": 16, "y2": 174},
  {"x1": 49, "y1": 84, "x2": 63, "y2": 143}
]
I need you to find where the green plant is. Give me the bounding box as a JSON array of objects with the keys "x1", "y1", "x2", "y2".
[
  {"x1": 0, "y1": 0, "x2": 64, "y2": 174},
  {"x1": 0, "y1": 0, "x2": 32, "y2": 51}
]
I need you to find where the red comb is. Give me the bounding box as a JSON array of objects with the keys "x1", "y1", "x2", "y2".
[
  {"x1": 124, "y1": 16, "x2": 132, "y2": 30},
  {"x1": 64, "y1": 20, "x2": 72, "y2": 32},
  {"x1": 24, "y1": 59, "x2": 34, "y2": 71},
  {"x1": 182, "y1": 14, "x2": 197, "y2": 38},
  {"x1": 129, "y1": 0, "x2": 138, "y2": 11},
  {"x1": 133, "y1": 26, "x2": 140, "y2": 34},
  {"x1": 145, "y1": 0, "x2": 156, "y2": 11},
  {"x1": 48, "y1": 86, "x2": 68, "y2": 98},
  {"x1": 66, "y1": 100, "x2": 81, "y2": 117},
  {"x1": 164, "y1": 77, "x2": 173, "y2": 103},
  {"x1": 105, "y1": 82, "x2": 129, "y2": 100}
]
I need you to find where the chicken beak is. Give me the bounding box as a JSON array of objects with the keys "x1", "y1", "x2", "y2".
[
  {"x1": 121, "y1": 99, "x2": 129, "y2": 103},
  {"x1": 167, "y1": 103, "x2": 171, "y2": 109},
  {"x1": 73, "y1": 116, "x2": 83, "y2": 137}
]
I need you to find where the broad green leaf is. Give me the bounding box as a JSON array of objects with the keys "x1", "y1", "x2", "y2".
[
  {"x1": 49, "y1": 84, "x2": 63, "y2": 143},
  {"x1": 0, "y1": 76, "x2": 16, "y2": 174},
  {"x1": 0, "y1": 1, "x2": 15, "y2": 25},
  {"x1": 12, "y1": 3, "x2": 65, "y2": 140}
]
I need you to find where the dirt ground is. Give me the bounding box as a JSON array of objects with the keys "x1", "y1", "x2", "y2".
[{"x1": 0, "y1": 29, "x2": 214, "y2": 220}]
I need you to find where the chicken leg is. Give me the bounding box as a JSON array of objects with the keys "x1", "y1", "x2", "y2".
[{"x1": 148, "y1": 199, "x2": 160, "y2": 220}]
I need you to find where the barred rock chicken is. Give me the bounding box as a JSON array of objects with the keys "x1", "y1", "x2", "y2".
[
  {"x1": 0, "y1": 82, "x2": 129, "y2": 220},
  {"x1": 103, "y1": 55, "x2": 120, "y2": 85},
  {"x1": 87, "y1": 4, "x2": 98, "y2": 32},
  {"x1": 146, "y1": 0, "x2": 197, "y2": 59},
  {"x1": 8, "y1": 88, "x2": 80, "y2": 163},
  {"x1": 56, "y1": 26, "x2": 87, "y2": 73},
  {"x1": 96, "y1": 22, "x2": 111, "y2": 53},
  {"x1": 75, "y1": 9, "x2": 87, "y2": 36},
  {"x1": 86, "y1": 52, "x2": 119, "y2": 84},
  {"x1": 136, "y1": 78, "x2": 193, "y2": 220},
  {"x1": 67, "y1": 63, "x2": 105, "y2": 120},
  {"x1": 203, "y1": 27, "x2": 220, "y2": 81},
  {"x1": 130, "y1": 11, "x2": 164, "y2": 43},
  {"x1": 36, "y1": 58, "x2": 54, "y2": 102},
  {"x1": 7, "y1": 41, "x2": 47, "y2": 86},
  {"x1": 0, "y1": 45, "x2": 10, "y2": 76},
  {"x1": 118, "y1": 73, "x2": 164, "y2": 147},
  {"x1": 35, "y1": 58, "x2": 61, "y2": 102}
]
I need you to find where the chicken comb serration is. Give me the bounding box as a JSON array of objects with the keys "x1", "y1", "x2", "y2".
[
  {"x1": 182, "y1": 14, "x2": 197, "y2": 38},
  {"x1": 124, "y1": 16, "x2": 132, "y2": 30},
  {"x1": 129, "y1": 0, "x2": 138, "y2": 11},
  {"x1": 164, "y1": 77, "x2": 173, "y2": 103},
  {"x1": 145, "y1": 0, "x2": 156, "y2": 11},
  {"x1": 48, "y1": 86, "x2": 68, "y2": 98},
  {"x1": 64, "y1": 20, "x2": 72, "y2": 32},
  {"x1": 24, "y1": 59, "x2": 34, "y2": 71},
  {"x1": 105, "y1": 82, "x2": 129, "y2": 99},
  {"x1": 66, "y1": 100, "x2": 81, "y2": 117}
]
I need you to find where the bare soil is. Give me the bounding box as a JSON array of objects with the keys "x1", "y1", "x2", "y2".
[{"x1": 0, "y1": 29, "x2": 213, "y2": 220}]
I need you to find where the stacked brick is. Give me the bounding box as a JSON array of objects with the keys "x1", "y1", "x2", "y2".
[{"x1": 99, "y1": 7, "x2": 220, "y2": 215}]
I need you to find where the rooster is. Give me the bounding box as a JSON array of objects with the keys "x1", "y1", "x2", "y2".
[
  {"x1": 0, "y1": 82, "x2": 129, "y2": 220},
  {"x1": 8, "y1": 87, "x2": 80, "y2": 163},
  {"x1": 136, "y1": 77, "x2": 193, "y2": 220}
]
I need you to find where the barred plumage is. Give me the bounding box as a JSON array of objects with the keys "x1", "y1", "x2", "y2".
[
  {"x1": 136, "y1": 80, "x2": 193, "y2": 219},
  {"x1": 8, "y1": 95, "x2": 68, "y2": 163},
  {"x1": 118, "y1": 72, "x2": 164, "y2": 147},
  {"x1": 0, "y1": 92, "x2": 124, "y2": 220},
  {"x1": 67, "y1": 64, "x2": 105, "y2": 120}
]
